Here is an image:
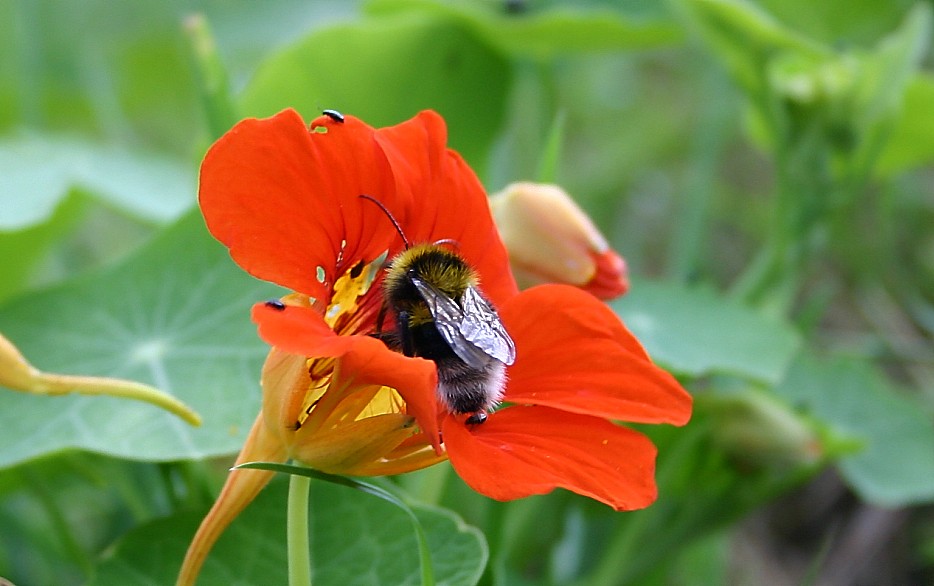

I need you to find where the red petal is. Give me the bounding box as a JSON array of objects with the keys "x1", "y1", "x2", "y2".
[
  {"x1": 501, "y1": 285, "x2": 692, "y2": 425},
  {"x1": 375, "y1": 111, "x2": 518, "y2": 306},
  {"x1": 443, "y1": 406, "x2": 658, "y2": 510},
  {"x1": 201, "y1": 109, "x2": 516, "y2": 306},
  {"x1": 200, "y1": 109, "x2": 400, "y2": 301},
  {"x1": 252, "y1": 301, "x2": 352, "y2": 356},
  {"x1": 251, "y1": 302, "x2": 442, "y2": 450}
]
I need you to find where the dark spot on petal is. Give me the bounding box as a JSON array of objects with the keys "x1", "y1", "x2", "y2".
[{"x1": 350, "y1": 260, "x2": 365, "y2": 279}]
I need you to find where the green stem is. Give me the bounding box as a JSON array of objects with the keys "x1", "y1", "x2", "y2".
[
  {"x1": 183, "y1": 13, "x2": 238, "y2": 140},
  {"x1": 668, "y1": 65, "x2": 736, "y2": 283},
  {"x1": 287, "y1": 473, "x2": 312, "y2": 586},
  {"x1": 488, "y1": 59, "x2": 556, "y2": 187},
  {"x1": 535, "y1": 109, "x2": 566, "y2": 184},
  {"x1": 730, "y1": 120, "x2": 830, "y2": 315}
]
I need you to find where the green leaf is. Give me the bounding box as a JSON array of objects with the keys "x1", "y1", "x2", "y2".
[
  {"x1": 0, "y1": 210, "x2": 277, "y2": 469},
  {"x1": 877, "y1": 72, "x2": 934, "y2": 174},
  {"x1": 0, "y1": 191, "x2": 87, "y2": 303},
  {"x1": 0, "y1": 1, "x2": 356, "y2": 148},
  {"x1": 851, "y1": 4, "x2": 930, "y2": 127},
  {"x1": 753, "y1": 0, "x2": 916, "y2": 45},
  {"x1": 846, "y1": 3, "x2": 931, "y2": 169},
  {"x1": 611, "y1": 279, "x2": 801, "y2": 384},
  {"x1": 239, "y1": 11, "x2": 511, "y2": 171},
  {"x1": 238, "y1": 462, "x2": 436, "y2": 586},
  {"x1": 775, "y1": 354, "x2": 934, "y2": 506},
  {"x1": 366, "y1": 0, "x2": 683, "y2": 58},
  {"x1": 90, "y1": 477, "x2": 488, "y2": 586},
  {"x1": 0, "y1": 135, "x2": 193, "y2": 229},
  {"x1": 679, "y1": 0, "x2": 828, "y2": 100},
  {"x1": 683, "y1": 0, "x2": 930, "y2": 172}
]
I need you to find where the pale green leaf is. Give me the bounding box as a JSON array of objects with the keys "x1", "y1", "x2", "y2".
[
  {"x1": 0, "y1": 210, "x2": 277, "y2": 469},
  {"x1": 366, "y1": 0, "x2": 682, "y2": 58},
  {"x1": 679, "y1": 0, "x2": 828, "y2": 99},
  {"x1": 775, "y1": 355, "x2": 934, "y2": 506},
  {"x1": 877, "y1": 73, "x2": 934, "y2": 174},
  {"x1": 0, "y1": 135, "x2": 193, "y2": 230},
  {"x1": 612, "y1": 279, "x2": 801, "y2": 384}
]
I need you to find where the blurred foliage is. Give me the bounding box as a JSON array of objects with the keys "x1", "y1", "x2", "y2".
[
  {"x1": 1, "y1": 0, "x2": 933, "y2": 584},
  {"x1": 91, "y1": 476, "x2": 487, "y2": 586}
]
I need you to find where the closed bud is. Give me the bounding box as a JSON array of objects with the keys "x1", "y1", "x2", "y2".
[
  {"x1": 0, "y1": 333, "x2": 41, "y2": 391},
  {"x1": 490, "y1": 182, "x2": 628, "y2": 300},
  {"x1": 704, "y1": 389, "x2": 824, "y2": 471}
]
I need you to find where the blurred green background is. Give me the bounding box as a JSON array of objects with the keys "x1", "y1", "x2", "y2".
[{"x1": 1, "y1": 1, "x2": 933, "y2": 584}]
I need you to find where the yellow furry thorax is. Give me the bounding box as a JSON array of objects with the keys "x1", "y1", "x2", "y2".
[
  {"x1": 382, "y1": 243, "x2": 479, "y2": 327},
  {"x1": 385, "y1": 243, "x2": 478, "y2": 296}
]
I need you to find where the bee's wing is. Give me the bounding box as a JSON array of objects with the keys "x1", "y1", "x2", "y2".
[
  {"x1": 458, "y1": 285, "x2": 516, "y2": 366},
  {"x1": 410, "y1": 277, "x2": 516, "y2": 368}
]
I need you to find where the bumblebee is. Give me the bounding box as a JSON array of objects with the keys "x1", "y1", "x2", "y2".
[{"x1": 362, "y1": 195, "x2": 516, "y2": 424}]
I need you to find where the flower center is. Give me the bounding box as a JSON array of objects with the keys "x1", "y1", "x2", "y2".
[
  {"x1": 296, "y1": 252, "x2": 403, "y2": 430},
  {"x1": 323, "y1": 252, "x2": 387, "y2": 331}
]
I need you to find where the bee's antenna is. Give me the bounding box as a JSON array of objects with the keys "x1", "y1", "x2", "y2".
[
  {"x1": 359, "y1": 194, "x2": 411, "y2": 249},
  {"x1": 432, "y1": 238, "x2": 461, "y2": 251}
]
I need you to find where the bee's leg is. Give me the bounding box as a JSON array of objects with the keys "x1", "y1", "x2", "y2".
[
  {"x1": 465, "y1": 410, "x2": 488, "y2": 425},
  {"x1": 396, "y1": 310, "x2": 416, "y2": 357},
  {"x1": 368, "y1": 303, "x2": 401, "y2": 349},
  {"x1": 374, "y1": 301, "x2": 388, "y2": 338}
]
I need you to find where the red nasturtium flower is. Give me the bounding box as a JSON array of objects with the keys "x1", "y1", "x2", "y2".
[{"x1": 177, "y1": 109, "x2": 692, "y2": 584}]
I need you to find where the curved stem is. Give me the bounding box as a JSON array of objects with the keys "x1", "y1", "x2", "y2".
[
  {"x1": 0, "y1": 333, "x2": 201, "y2": 426},
  {"x1": 287, "y1": 473, "x2": 312, "y2": 586}
]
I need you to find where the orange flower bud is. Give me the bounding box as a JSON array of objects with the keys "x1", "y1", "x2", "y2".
[
  {"x1": 0, "y1": 333, "x2": 38, "y2": 391},
  {"x1": 490, "y1": 182, "x2": 628, "y2": 300}
]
